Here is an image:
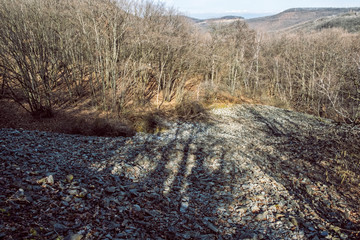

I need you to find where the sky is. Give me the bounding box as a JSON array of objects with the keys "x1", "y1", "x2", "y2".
[{"x1": 161, "y1": 0, "x2": 360, "y2": 19}]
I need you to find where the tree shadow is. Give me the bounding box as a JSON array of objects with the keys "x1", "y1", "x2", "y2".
[
  {"x1": 232, "y1": 105, "x2": 360, "y2": 238},
  {"x1": 89, "y1": 122, "x2": 239, "y2": 239},
  {"x1": 2, "y1": 104, "x2": 360, "y2": 239}
]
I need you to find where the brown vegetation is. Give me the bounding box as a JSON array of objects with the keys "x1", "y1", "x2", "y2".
[{"x1": 0, "y1": 0, "x2": 359, "y2": 134}]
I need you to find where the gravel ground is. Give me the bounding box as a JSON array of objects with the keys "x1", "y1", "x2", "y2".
[{"x1": 1, "y1": 104, "x2": 360, "y2": 240}]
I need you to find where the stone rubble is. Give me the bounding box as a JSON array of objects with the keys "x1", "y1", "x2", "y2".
[{"x1": 0, "y1": 104, "x2": 360, "y2": 239}]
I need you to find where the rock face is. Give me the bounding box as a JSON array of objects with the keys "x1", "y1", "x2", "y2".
[{"x1": 0, "y1": 104, "x2": 359, "y2": 239}]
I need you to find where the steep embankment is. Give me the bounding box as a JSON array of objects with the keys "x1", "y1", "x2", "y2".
[{"x1": 1, "y1": 104, "x2": 360, "y2": 239}]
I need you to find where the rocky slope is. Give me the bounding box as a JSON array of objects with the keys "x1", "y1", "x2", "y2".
[{"x1": 1, "y1": 104, "x2": 360, "y2": 239}]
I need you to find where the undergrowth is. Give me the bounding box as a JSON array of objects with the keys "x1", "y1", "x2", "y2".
[
  {"x1": 69, "y1": 117, "x2": 135, "y2": 137},
  {"x1": 174, "y1": 100, "x2": 208, "y2": 121}
]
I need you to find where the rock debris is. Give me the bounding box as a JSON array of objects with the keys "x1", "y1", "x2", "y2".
[{"x1": 1, "y1": 104, "x2": 360, "y2": 239}]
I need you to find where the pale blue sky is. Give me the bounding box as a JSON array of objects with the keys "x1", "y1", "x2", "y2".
[{"x1": 162, "y1": 0, "x2": 360, "y2": 19}]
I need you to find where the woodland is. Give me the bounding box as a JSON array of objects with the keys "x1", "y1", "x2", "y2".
[{"x1": 0, "y1": 0, "x2": 359, "y2": 133}]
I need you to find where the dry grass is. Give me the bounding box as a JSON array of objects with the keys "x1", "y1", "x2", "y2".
[
  {"x1": 68, "y1": 117, "x2": 135, "y2": 137},
  {"x1": 173, "y1": 100, "x2": 208, "y2": 121},
  {"x1": 0, "y1": 99, "x2": 135, "y2": 137},
  {"x1": 0, "y1": 97, "x2": 205, "y2": 136},
  {"x1": 130, "y1": 112, "x2": 166, "y2": 134}
]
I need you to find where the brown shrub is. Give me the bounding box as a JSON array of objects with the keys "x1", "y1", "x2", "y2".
[
  {"x1": 69, "y1": 117, "x2": 135, "y2": 137},
  {"x1": 174, "y1": 100, "x2": 208, "y2": 121},
  {"x1": 130, "y1": 112, "x2": 166, "y2": 134}
]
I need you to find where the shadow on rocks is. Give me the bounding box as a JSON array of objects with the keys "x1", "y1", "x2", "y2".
[{"x1": 236, "y1": 105, "x2": 360, "y2": 238}]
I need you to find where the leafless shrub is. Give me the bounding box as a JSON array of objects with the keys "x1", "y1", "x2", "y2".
[
  {"x1": 174, "y1": 99, "x2": 208, "y2": 121},
  {"x1": 131, "y1": 112, "x2": 162, "y2": 133},
  {"x1": 0, "y1": 0, "x2": 358, "y2": 124},
  {"x1": 254, "y1": 29, "x2": 360, "y2": 122},
  {"x1": 205, "y1": 21, "x2": 256, "y2": 93},
  {"x1": 69, "y1": 117, "x2": 135, "y2": 137},
  {"x1": 0, "y1": 0, "x2": 63, "y2": 115},
  {"x1": 0, "y1": 0, "x2": 204, "y2": 117}
]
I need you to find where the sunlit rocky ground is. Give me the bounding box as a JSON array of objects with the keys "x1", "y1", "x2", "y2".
[{"x1": 1, "y1": 104, "x2": 359, "y2": 239}]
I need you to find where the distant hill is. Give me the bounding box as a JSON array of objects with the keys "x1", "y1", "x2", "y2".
[
  {"x1": 288, "y1": 11, "x2": 360, "y2": 33},
  {"x1": 246, "y1": 8, "x2": 360, "y2": 32},
  {"x1": 189, "y1": 16, "x2": 244, "y2": 29}
]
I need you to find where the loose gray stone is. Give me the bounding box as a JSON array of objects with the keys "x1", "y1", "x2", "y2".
[
  {"x1": 320, "y1": 231, "x2": 329, "y2": 237},
  {"x1": 68, "y1": 189, "x2": 78, "y2": 195},
  {"x1": 255, "y1": 211, "x2": 268, "y2": 221},
  {"x1": 54, "y1": 223, "x2": 67, "y2": 232},
  {"x1": 64, "y1": 233, "x2": 83, "y2": 240},
  {"x1": 105, "y1": 186, "x2": 116, "y2": 193},
  {"x1": 1, "y1": 104, "x2": 359, "y2": 240},
  {"x1": 133, "y1": 204, "x2": 141, "y2": 212}
]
